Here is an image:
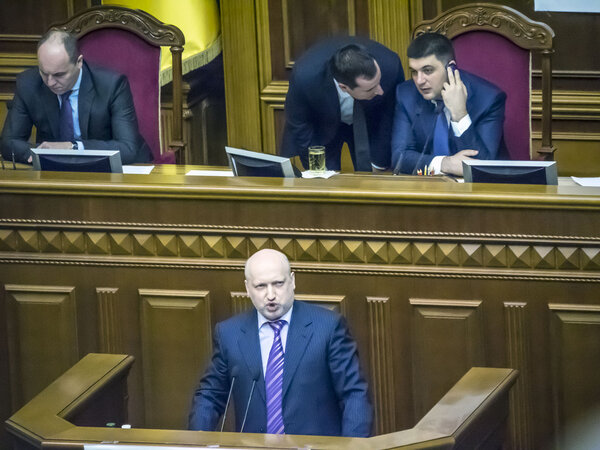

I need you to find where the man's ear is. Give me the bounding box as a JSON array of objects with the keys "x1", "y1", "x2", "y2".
[
  {"x1": 338, "y1": 82, "x2": 351, "y2": 93},
  {"x1": 76, "y1": 54, "x2": 83, "y2": 68}
]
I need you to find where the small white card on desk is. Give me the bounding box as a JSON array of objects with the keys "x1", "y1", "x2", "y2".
[
  {"x1": 301, "y1": 170, "x2": 338, "y2": 179},
  {"x1": 122, "y1": 165, "x2": 155, "y2": 174},
  {"x1": 186, "y1": 169, "x2": 234, "y2": 177},
  {"x1": 571, "y1": 177, "x2": 600, "y2": 187}
]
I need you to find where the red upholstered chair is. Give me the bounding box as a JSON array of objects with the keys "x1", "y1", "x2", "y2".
[
  {"x1": 51, "y1": 6, "x2": 185, "y2": 164},
  {"x1": 413, "y1": 3, "x2": 555, "y2": 160}
]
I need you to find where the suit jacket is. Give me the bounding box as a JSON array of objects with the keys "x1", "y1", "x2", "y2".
[
  {"x1": 188, "y1": 300, "x2": 373, "y2": 437},
  {"x1": 281, "y1": 36, "x2": 404, "y2": 170},
  {"x1": 1, "y1": 61, "x2": 151, "y2": 164},
  {"x1": 391, "y1": 70, "x2": 507, "y2": 174}
]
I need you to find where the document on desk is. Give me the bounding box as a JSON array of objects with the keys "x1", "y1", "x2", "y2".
[
  {"x1": 122, "y1": 165, "x2": 155, "y2": 174},
  {"x1": 571, "y1": 177, "x2": 600, "y2": 187},
  {"x1": 186, "y1": 169, "x2": 234, "y2": 176}
]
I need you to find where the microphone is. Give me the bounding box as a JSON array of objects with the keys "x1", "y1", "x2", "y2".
[
  {"x1": 219, "y1": 366, "x2": 239, "y2": 432},
  {"x1": 240, "y1": 370, "x2": 260, "y2": 433},
  {"x1": 410, "y1": 100, "x2": 443, "y2": 175}
]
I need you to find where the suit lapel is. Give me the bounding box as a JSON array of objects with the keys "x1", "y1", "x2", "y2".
[
  {"x1": 78, "y1": 63, "x2": 94, "y2": 139},
  {"x1": 238, "y1": 309, "x2": 266, "y2": 403},
  {"x1": 282, "y1": 301, "x2": 313, "y2": 400}
]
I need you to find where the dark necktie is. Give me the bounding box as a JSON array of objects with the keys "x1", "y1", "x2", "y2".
[
  {"x1": 59, "y1": 90, "x2": 74, "y2": 142},
  {"x1": 265, "y1": 320, "x2": 285, "y2": 434},
  {"x1": 433, "y1": 100, "x2": 450, "y2": 156},
  {"x1": 352, "y1": 100, "x2": 372, "y2": 171}
]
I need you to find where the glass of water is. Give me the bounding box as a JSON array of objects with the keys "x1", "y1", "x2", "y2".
[{"x1": 308, "y1": 145, "x2": 326, "y2": 174}]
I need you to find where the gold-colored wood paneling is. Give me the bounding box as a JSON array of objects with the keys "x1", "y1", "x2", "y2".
[
  {"x1": 367, "y1": 296, "x2": 395, "y2": 435},
  {"x1": 410, "y1": 298, "x2": 484, "y2": 419},
  {"x1": 548, "y1": 303, "x2": 600, "y2": 449},
  {"x1": 139, "y1": 289, "x2": 212, "y2": 429},
  {"x1": 4, "y1": 284, "x2": 79, "y2": 409},
  {"x1": 504, "y1": 301, "x2": 533, "y2": 450},
  {"x1": 97, "y1": 287, "x2": 124, "y2": 354},
  {"x1": 220, "y1": 0, "x2": 262, "y2": 151},
  {"x1": 368, "y1": 0, "x2": 412, "y2": 79}
]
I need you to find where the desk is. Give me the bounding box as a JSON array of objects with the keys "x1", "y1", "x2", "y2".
[{"x1": 0, "y1": 169, "x2": 599, "y2": 449}]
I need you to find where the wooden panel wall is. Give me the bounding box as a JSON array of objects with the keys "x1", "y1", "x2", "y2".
[{"x1": 1, "y1": 177, "x2": 599, "y2": 449}]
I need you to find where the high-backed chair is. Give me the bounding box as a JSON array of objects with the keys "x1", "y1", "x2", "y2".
[
  {"x1": 413, "y1": 3, "x2": 555, "y2": 161},
  {"x1": 51, "y1": 6, "x2": 185, "y2": 164}
]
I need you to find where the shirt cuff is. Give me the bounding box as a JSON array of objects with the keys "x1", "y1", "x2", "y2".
[
  {"x1": 429, "y1": 156, "x2": 444, "y2": 175},
  {"x1": 76, "y1": 141, "x2": 84, "y2": 150},
  {"x1": 451, "y1": 114, "x2": 472, "y2": 137},
  {"x1": 371, "y1": 163, "x2": 387, "y2": 171}
]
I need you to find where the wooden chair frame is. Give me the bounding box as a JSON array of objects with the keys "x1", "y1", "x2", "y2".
[
  {"x1": 50, "y1": 5, "x2": 186, "y2": 163},
  {"x1": 413, "y1": 3, "x2": 556, "y2": 160}
]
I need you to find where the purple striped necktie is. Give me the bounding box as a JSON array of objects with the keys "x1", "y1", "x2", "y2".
[
  {"x1": 265, "y1": 319, "x2": 285, "y2": 434},
  {"x1": 59, "y1": 90, "x2": 74, "y2": 142}
]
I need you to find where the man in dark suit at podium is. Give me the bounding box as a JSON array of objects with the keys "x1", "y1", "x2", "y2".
[
  {"x1": 1, "y1": 30, "x2": 151, "y2": 165},
  {"x1": 281, "y1": 36, "x2": 404, "y2": 172},
  {"x1": 188, "y1": 249, "x2": 373, "y2": 437}
]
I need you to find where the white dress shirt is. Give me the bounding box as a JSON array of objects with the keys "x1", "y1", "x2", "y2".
[{"x1": 257, "y1": 305, "x2": 293, "y2": 376}]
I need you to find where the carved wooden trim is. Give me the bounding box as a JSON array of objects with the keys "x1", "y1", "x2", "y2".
[
  {"x1": 2, "y1": 220, "x2": 600, "y2": 279},
  {"x1": 97, "y1": 287, "x2": 124, "y2": 354},
  {"x1": 51, "y1": 5, "x2": 184, "y2": 46},
  {"x1": 367, "y1": 296, "x2": 395, "y2": 435},
  {"x1": 413, "y1": 3, "x2": 554, "y2": 50},
  {"x1": 504, "y1": 302, "x2": 533, "y2": 449}
]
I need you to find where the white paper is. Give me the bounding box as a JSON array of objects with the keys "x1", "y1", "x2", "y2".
[
  {"x1": 535, "y1": 0, "x2": 600, "y2": 12},
  {"x1": 122, "y1": 165, "x2": 155, "y2": 174},
  {"x1": 571, "y1": 177, "x2": 600, "y2": 187},
  {"x1": 301, "y1": 170, "x2": 338, "y2": 179},
  {"x1": 186, "y1": 170, "x2": 234, "y2": 177}
]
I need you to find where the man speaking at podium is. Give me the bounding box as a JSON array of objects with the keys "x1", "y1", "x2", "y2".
[{"x1": 189, "y1": 249, "x2": 373, "y2": 437}]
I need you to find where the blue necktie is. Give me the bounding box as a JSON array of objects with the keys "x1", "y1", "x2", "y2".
[
  {"x1": 265, "y1": 320, "x2": 285, "y2": 434},
  {"x1": 59, "y1": 91, "x2": 74, "y2": 142},
  {"x1": 433, "y1": 101, "x2": 450, "y2": 156}
]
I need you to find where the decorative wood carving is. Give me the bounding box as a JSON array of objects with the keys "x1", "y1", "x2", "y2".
[
  {"x1": 504, "y1": 301, "x2": 533, "y2": 449},
  {"x1": 97, "y1": 287, "x2": 123, "y2": 354},
  {"x1": 1, "y1": 219, "x2": 600, "y2": 282},
  {"x1": 367, "y1": 296, "x2": 395, "y2": 435},
  {"x1": 52, "y1": 6, "x2": 184, "y2": 47},
  {"x1": 413, "y1": 3, "x2": 553, "y2": 50}
]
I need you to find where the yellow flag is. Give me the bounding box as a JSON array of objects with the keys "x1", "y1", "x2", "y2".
[{"x1": 102, "y1": 0, "x2": 221, "y2": 83}]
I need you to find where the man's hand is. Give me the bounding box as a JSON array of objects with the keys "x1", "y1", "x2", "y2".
[
  {"x1": 37, "y1": 141, "x2": 73, "y2": 149},
  {"x1": 441, "y1": 68, "x2": 468, "y2": 122},
  {"x1": 441, "y1": 149, "x2": 478, "y2": 176}
]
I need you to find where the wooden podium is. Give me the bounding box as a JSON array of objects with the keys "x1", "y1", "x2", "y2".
[{"x1": 6, "y1": 353, "x2": 517, "y2": 449}]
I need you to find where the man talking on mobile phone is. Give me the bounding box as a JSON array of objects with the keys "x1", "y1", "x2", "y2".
[{"x1": 391, "y1": 32, "x2": 507, "y2": 176}]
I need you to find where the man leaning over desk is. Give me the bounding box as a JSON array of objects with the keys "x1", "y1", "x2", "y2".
[
  {"x1": 1, "y1": 30, "x2": 151, "y2": 165},
  {"x1": 391, "y1": 32, "x2": 507, "y2": 176}
]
